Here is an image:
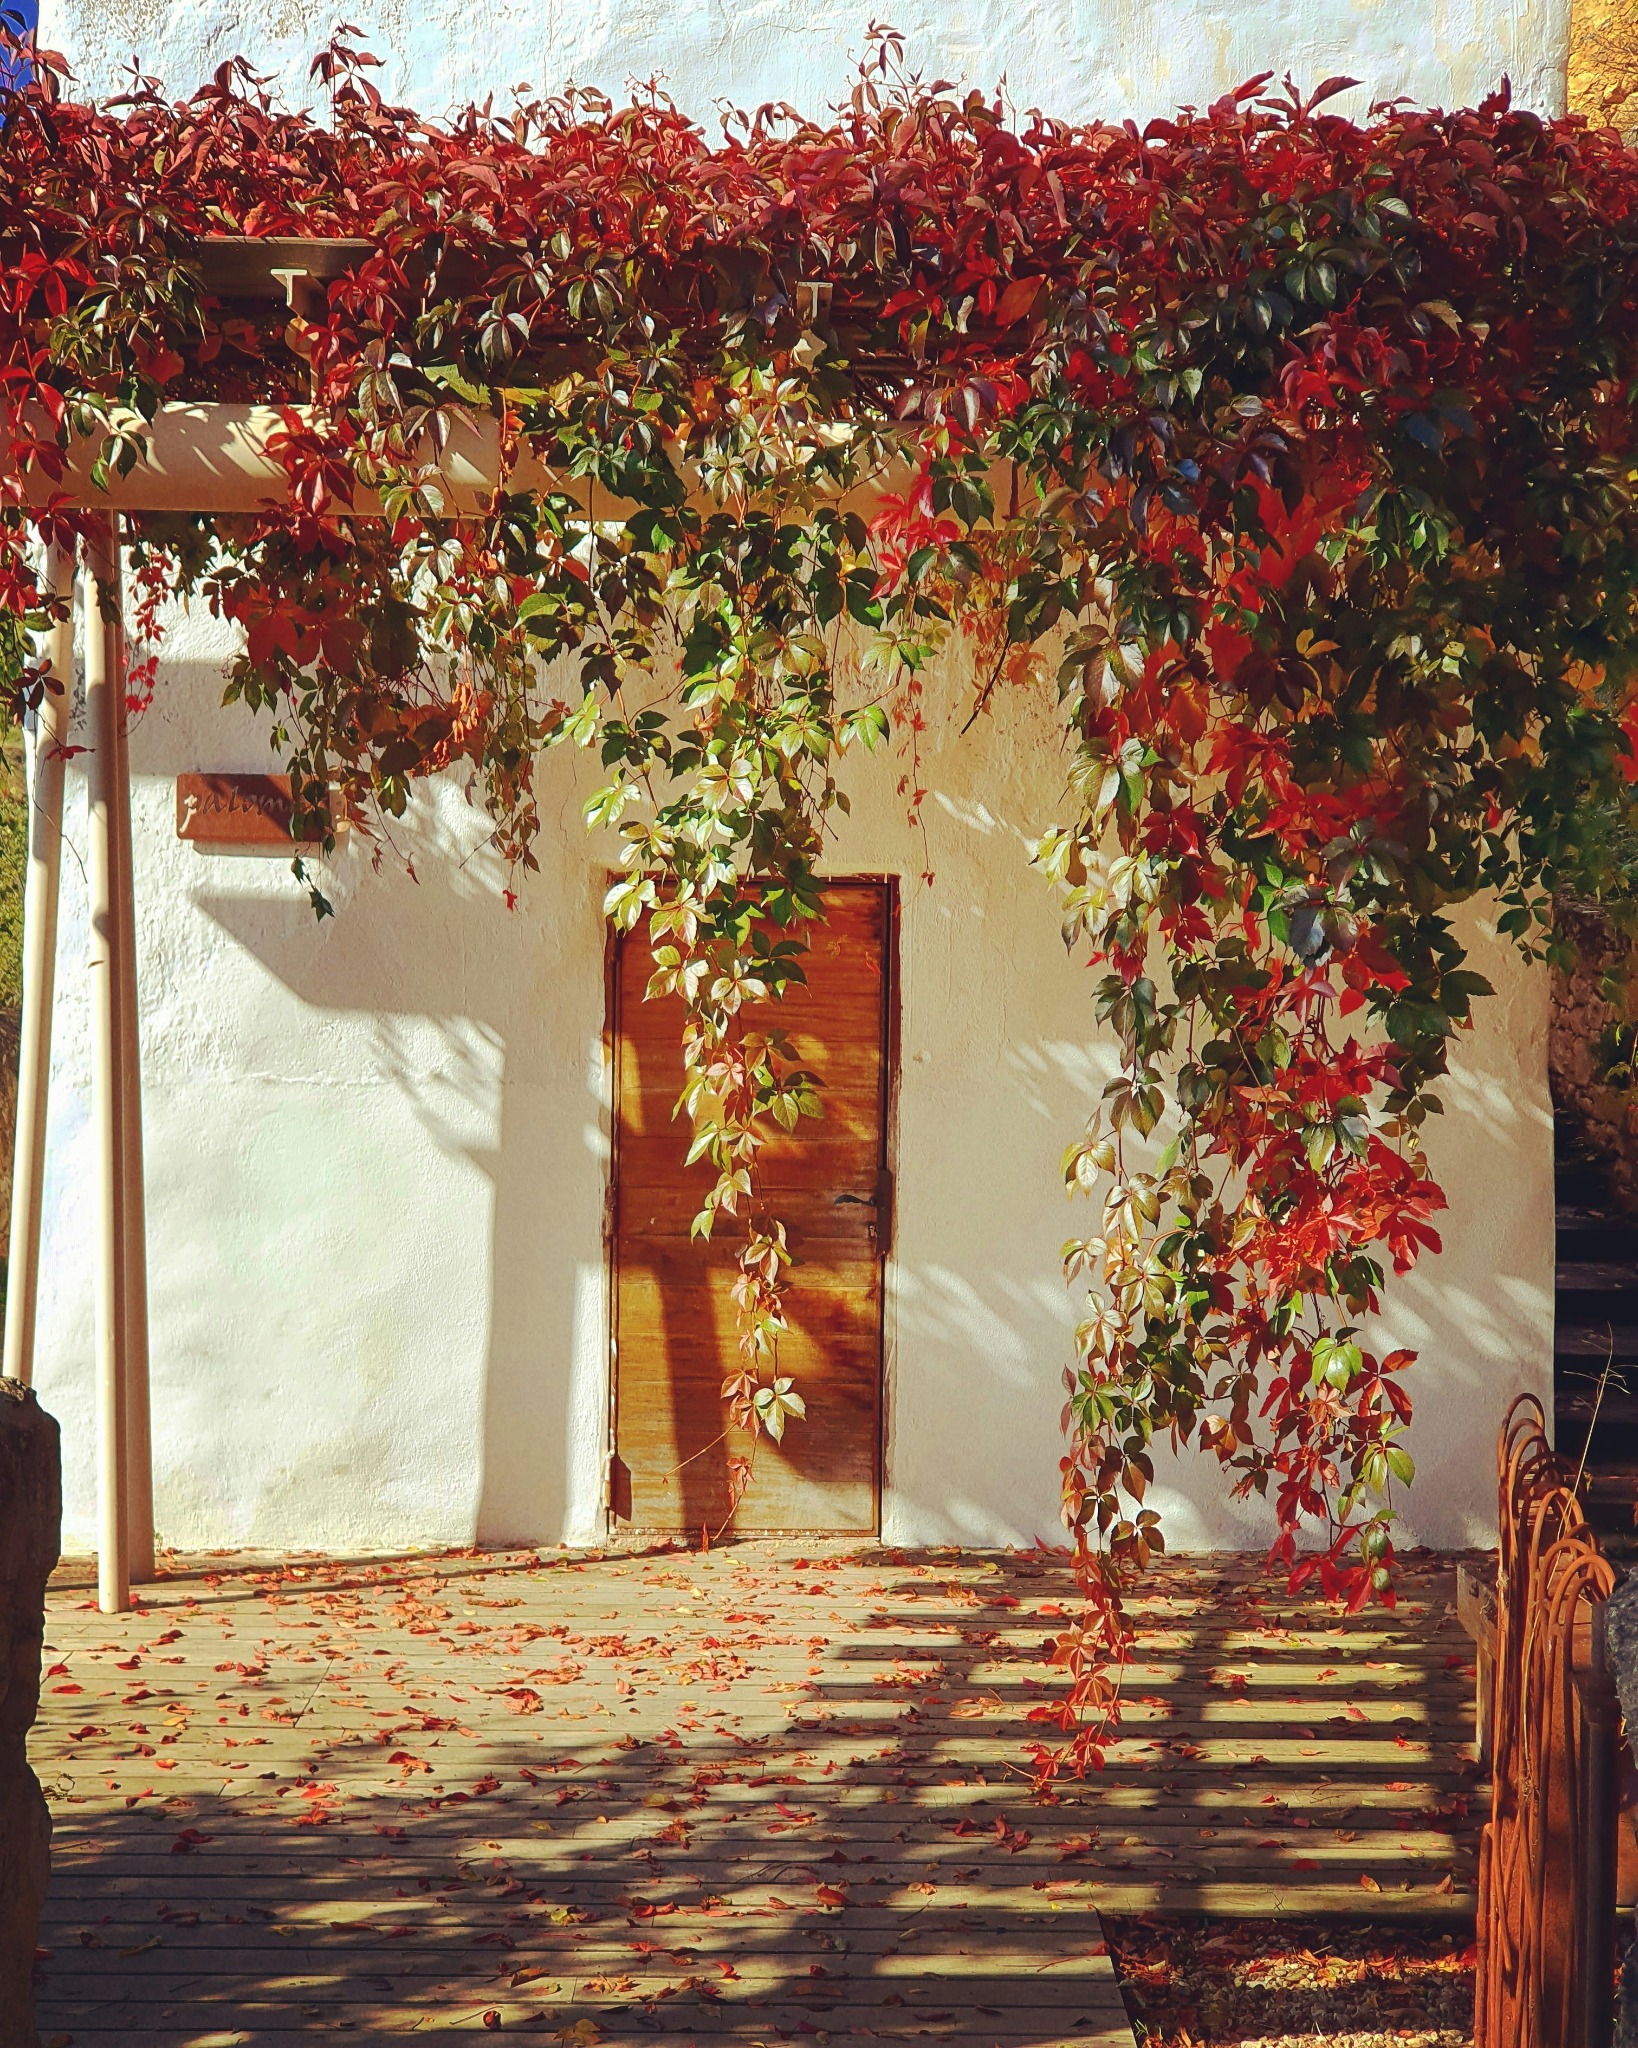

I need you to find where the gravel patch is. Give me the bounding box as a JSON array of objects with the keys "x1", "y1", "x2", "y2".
[{"x1": 1104, "y1": 1915, "x2": 1475, "y2": 2046}]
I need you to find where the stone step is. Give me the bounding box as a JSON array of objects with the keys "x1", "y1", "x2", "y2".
[
  {"x1": 1556, "y1": 1215, "x2": 1638, "y2": 1263},
  {"x1": 1557, "y1": 1318, "x2": 1638, "y2": 1351}
]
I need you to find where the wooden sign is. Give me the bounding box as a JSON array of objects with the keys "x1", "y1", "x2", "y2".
[{"x1": 175, "y1": 773, "x2": 331, "y2": 848}]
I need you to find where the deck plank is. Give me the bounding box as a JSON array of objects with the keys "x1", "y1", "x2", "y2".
[{"x1": 31, "y1": 1545, "x2": 1483, "y2": 2041}]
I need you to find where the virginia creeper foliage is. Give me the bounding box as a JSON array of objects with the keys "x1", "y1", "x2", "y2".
[{"x1": 4, "y1": 31, "x2": 1638, "y2": 1766}]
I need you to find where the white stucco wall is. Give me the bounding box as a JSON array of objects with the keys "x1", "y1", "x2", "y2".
[
  {"x1": 32, "y1": 597, "x2": 1553, "y2": 1557},
  {"x1": 39, "y1": 0, "x2": 1570, "y2": 128},
  {"x1": 28, "y1": 0, "x2": 1564, "y2": 1556}
]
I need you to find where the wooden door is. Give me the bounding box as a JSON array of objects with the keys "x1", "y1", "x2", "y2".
[{"x1": 611, "y1": 881, "x2": 892, "y2": 1534}]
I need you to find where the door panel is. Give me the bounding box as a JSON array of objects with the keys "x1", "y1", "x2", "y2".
[{"x1": 611, "y1": 882, "x2": 891, "y2": 1534}]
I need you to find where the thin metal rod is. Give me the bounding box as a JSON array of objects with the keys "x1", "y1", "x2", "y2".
[
  {"x1": 84, "y1": 515, "x2": 129, "y2": 1616},
  {"x1": 112, "y1": 558, "x2": 154, "y2": 1583},
  {"x1": 3, "y1": 538, "x2": 73, "y2": 1386}
]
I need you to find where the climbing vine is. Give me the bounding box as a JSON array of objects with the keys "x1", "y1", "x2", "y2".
[{"x1": 5, "y1": 30, "x2": 1638, "y2": 1768}]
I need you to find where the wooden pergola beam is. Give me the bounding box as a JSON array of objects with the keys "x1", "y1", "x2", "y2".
[
  {"x1": 193, "y1": 236, "x2": 375, "y2": 300},
  {"x1": 8, "y1": 404, "x2": 540, "y2": 518},
  {"x1": 7, "y1": 401, "x2": 914, "y2": 521}
]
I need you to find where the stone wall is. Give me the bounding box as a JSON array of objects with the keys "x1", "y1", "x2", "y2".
[{"x1": 0, "y1": 1382, "x2": 59, "y2": 2048}]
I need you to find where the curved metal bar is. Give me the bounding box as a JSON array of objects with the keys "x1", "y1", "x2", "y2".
[{"x1": 1477, "y1": 1395, "x2": 1617, "y2": 2048}]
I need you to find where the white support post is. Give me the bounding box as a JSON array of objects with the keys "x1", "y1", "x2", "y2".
[
  {"x1": 84, "y1": 516, "x2": 129, "y2": 1615},
  {"x1": 112, "y1": 567, "x2": 154, "y2": 1583},
  {"x1": 3, "y1": 540, "x2": 74, "y2": 1387}
]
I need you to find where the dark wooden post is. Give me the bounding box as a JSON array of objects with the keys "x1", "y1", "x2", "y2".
[
  {"x1": 1575, "y1": 1607, "x2": 1620, "y2": 2048},
  {"x1": 0, "y1": 1380, "x2": 60, "y2": 2048}
]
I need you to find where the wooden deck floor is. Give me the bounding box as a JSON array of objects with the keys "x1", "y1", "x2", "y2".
[{"x1": 30, "y1": 1545, "x2": 1483, "y2": 2044}]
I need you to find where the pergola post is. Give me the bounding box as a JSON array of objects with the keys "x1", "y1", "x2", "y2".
[
  {"x1": 84, "y1": 515, "x2": 130, "y2": 1614},
  {"x1": 112, "y1": 574, "x2": 155, "y2": 1583},
  {"x1": 3, "y1": 537, "x2": 74, "y2": 1387}
]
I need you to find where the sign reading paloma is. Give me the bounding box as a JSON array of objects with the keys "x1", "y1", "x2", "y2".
[{"x1": 4, "y1": 29, "x2": 1638, "y2": 1767}]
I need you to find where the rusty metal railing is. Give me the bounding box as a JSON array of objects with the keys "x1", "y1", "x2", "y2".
[{"x1": 1475, "y1": 1394, "x2": 1621, "y2": 2048}]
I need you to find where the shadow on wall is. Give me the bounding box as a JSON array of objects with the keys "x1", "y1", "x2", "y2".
[
  {"x1": 192, "y1": 792, "x2": 607, "y2": 1549},
  {"x1": 1370, "y1": 917, "x2": 1554, "y2": 1548}
]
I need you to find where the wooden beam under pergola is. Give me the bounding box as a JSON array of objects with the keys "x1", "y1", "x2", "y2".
[{"x1": 10, "y1": 401, "x2": 630, "y2": 517}]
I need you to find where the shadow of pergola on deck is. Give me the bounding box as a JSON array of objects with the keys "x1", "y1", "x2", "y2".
[{"x1": 30, "y1": 1545, "x2": 1482, "y2": 2043}]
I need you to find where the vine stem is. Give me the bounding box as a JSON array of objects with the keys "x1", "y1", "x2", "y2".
[{"x1": 1570, "y1": 1328, "x2": 1617, "y2": 1500}]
